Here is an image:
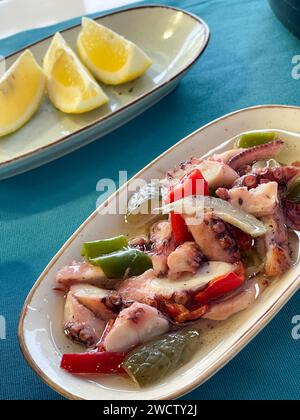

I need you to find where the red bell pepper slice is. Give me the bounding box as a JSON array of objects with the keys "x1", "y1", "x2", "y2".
[
  {"x1": 167, "y1": 169, "x2": 209, "y2": 245},
  {"x1": 170, "y1": 212, "x2": 193, "y2": 245},
  {"x1": 195, "y1": 271, "x2": 245, "y2": 305},
  {"x1": 163, "y1": 302, "x2": 208, "y2": 323},
  {"x1": 61, "y1": 352, "x2": 126, "y2": 374},
  {"x1": 166, "y1": 169, "x2": 209, "y2": 204}
]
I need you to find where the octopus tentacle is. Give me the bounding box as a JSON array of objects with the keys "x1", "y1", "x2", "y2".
[
  {"x1": 185, "y1": 212, "x2": 241, "y2": 263},
  {"x1": 228, "y1": 140, "x2": 285, "y2": 171},
  {"x1": 256, "y1": 166, "x2": 300, "y2": 184},
  {"x1": 167, "y1": 242, "x2": 206, "y2": 279},
  {"x1": 233, "y1": 166, "x2": 300, "y2": 190},
  {"x1": 149, "y1": 220, "x2": 176, "y2": 276},
  {"x1": 216, "y1": 182, "x2": 278, "y2": 218},
  {"x1": 165, "y1": 157, "x2": 201, "y2": 186},
  {"x1": 64, "y1": 292, "x2": 105, "y2": 347}
]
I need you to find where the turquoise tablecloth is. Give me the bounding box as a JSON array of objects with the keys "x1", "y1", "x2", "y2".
[{"x1": 1, "y1": 0, "x2": 300, "y2": 400}]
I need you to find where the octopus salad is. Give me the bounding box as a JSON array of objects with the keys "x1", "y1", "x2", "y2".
[{"x1": 57, "y1": 131, "x2": 300, "y2": 387}]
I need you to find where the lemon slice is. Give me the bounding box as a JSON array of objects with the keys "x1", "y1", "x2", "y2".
[
  {"x1": 77, "y1": 18, "x2": 152, "y2": 85},
  {"x1": 0, "y1": 50, "x2": 45, "y2": 137},
  {"x1": 43, "y1": 33, "x2": 108, "y2": 114}
]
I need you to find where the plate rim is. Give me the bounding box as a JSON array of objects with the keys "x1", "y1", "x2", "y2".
[
  {"x1": 0, "y1": 4, "x2": 210, "y2": 169},
  {"x1": 18, "y1": 104, "x2": 300, "y2": 400}
]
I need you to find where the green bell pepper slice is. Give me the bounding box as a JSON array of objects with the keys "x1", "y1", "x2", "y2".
[
  {"x1": 91, "y1": 248, "x2": 153, "y2": 279},
  {"x1": 82, "y1": 235, "x2": 128, "y2": 259},
  {"x1": 236, "y1": 132, "x2": 277, "y2": 148}
]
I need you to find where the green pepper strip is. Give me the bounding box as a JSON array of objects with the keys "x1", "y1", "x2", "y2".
[
  {"x1": 122, "y1": 329, "x2": 200, "y2": 387},
  {"x1": 236, "y1": 132, "x2": 277, "y2": 148},
  {"x1": 81, "y1": 235, "x2": 128, "y2": 259},
  {"x1": 91, "y1": 248, "x2": 153, "y2": 279}
]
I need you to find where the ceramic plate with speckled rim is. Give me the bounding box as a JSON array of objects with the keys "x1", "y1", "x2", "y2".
[
  {"x1": 19, "y1": 105, "x2": 300, "y2": 400},
  {"x1": 0, "y1": 5, "x2": 210, "y2": 180}
]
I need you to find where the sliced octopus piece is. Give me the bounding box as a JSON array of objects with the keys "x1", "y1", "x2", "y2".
[
  {"x1": 64, "y1": 292, "x2": 106, "y2": 348},
  {"x1": 185, "y1": 212, "x2": 241, "y2": 264},
  {"x1": 203, "y1": 275, "x2": 269, "y2": 321},
  {"x1": 103, "y1": 302, "x2": 169, "y2": 353}
]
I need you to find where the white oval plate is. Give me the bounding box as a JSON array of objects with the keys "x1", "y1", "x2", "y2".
[
  {"x1": 0, "y1": 5, "x2": 209, "y2": 180},
  {"x1": 19, "y1": 105, "x2": 300, "y2": 400}
]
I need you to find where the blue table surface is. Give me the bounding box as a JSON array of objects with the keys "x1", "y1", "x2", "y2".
[{"x1": 1, "y1": 0, "x2": 300, "y2": 400}]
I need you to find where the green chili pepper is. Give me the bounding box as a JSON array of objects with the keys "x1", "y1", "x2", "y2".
[
  {"x1": 236, "y1": 132, "x2": 277, "y2": 148},
  {"x1": 286, "y1": 178, "x2": 300, "y2": 202},
  {"x1": 91, "y1": 248, "x2": 152, "y2": 278},
  {"x1": 82, "y1": 235, "x2": 128, "y2": 259},
  {"x1": 122, "y1": 329, "x2": 200, "y2": 387}
]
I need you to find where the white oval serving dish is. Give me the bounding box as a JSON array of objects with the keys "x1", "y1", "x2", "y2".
[
  {"x1": 0, "y1": 5, "x2": 209, "y2": 180},
  {"x1": 19, "y1": 105, "x2": 300, "y2": 400}
]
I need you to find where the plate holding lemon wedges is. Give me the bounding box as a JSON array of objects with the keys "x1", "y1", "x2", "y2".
[
  {"x1": 0, "y1": 6, "x2": 209, "y2": 180},
  {"x1": 1, "y1": 17, "x2": 152, "y2": 132}
]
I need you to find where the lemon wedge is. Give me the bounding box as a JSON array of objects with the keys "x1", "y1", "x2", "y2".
[
  {"x1": 0, "y1": 50, "x2": 45, "y2": 137},
  {"x1": 43, "y1": 33, "x2": 108, "y2": 114},
  {"x1": 77, "y1": 18, "x2": 152, "y2": 85}
]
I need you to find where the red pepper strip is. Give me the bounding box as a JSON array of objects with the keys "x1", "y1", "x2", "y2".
[
  {"x1": 61, "y1": 352, "x2": 126, "y2": 374},
  {"x1": 170, "y1": 212, "x2": 193, "y2": 245},
  {"x1": 167, "y1": 169, "x2": 209, "y2": 245},
  {"x1": 163, "y1": 302, "x2": 189, "y2": 319},
  {"x1": 166, "y1": 169, "x2": 209, "y2": 204},
  {"x1": 195, "y1": 271, "x2": 245, "y2": 305},
  {"x1": 163, "y1": 302, "x2": 208, "y2": 323}
]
